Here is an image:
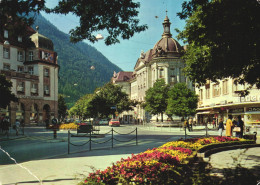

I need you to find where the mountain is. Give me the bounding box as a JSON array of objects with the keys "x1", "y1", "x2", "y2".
[{"x1": 33, "y1": 14, "x2": 122, "y2": 108}]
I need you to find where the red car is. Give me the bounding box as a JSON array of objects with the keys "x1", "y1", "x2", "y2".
[{"x1": 109, "y1": 119, "x2": 120, "y2": 127}]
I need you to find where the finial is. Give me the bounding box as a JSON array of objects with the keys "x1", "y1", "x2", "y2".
[{"x1": 166, "y1": 9, "x2": 168, "y2": 16}]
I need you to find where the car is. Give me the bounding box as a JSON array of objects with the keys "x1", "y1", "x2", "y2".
[
  {"x1": 109, "y1": 119, "x2": 120, "y2": 127},
  {"x1": 99, "y1": 119, "x2": 109, "y2": 125}
]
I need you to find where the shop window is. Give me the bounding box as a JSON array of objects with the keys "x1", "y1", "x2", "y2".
[{"x1": 3, "y1": 47, "x2": 10, "y2": 59}]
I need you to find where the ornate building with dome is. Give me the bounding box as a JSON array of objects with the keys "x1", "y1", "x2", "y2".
[
  {"x1": 0, "y1": 26, "x2": 59, "y2": 126},
  {"x1": 112, "y1": 16, "x2": 193, "y2": 123}
]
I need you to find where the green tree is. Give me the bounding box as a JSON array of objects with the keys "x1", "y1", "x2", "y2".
[
  {"x1": 177, "y1": 0, "x2": 260, "y2": 89},
  {"x1": 0, "y1": 74, "x2": 18, "y2": 109},
  {"x1": 58, "y1": 94, "x2": 67, "y2": 121},
  {"x1": 143, "y1": 79, "x2": 169, "y2": 122},
  {"x1": 0, "y1": 0, "x2": 147, "y2": 45},
  {"x1": 166, "y1": 83, "x2": 198, "y2": 119},
  {"x1": 89, "y1": 83, "x2": 135, "y2": 118}
]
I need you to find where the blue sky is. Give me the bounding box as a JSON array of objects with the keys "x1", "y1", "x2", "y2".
[{"x1": 42, "y1": 0, "x2": 186, "y2": 71}]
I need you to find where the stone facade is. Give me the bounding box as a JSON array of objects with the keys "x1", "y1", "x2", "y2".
[{"x1": 0, "y1": 26, "x2": 59, "y2": 126}]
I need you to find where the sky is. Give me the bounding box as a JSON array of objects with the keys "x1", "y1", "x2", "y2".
[{"x1": 41, "y1": 0, "x2": 186, "y2": 72}]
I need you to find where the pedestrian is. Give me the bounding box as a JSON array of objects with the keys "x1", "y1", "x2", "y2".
[
  {"x1": 2, "y1": 117, "x2": 9, "y2": 135},
  {"x1": 236, "y1": 115, "x2": 244, "y2": 138},
  {"x1": 188, "y1": 117, "x2": 193, "y2": 131},
  {"x1": 218, "y1": 118, "x2": 225, "y2": 136},
  {"x1": 226, "y1": 115, "x2": 233, "y2": 137},
  {"x1": 212, "y1": 119, "x2": 216, "y2": 128},
  {"x1": 15, "y1": 119, "x2": 20, "y2": 136}
]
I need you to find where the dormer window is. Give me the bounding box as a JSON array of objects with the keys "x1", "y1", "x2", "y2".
[
  {"x1": 18, "y1": 36, "x2": 22, "y2": 42},
  {"x1": 4, "y1": 30, "x2": 8, "y2": 38}
]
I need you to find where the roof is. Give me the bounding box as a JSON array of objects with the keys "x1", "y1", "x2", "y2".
[{"x1": 112, "y1": 71, "x2": 133, "y2": 83}]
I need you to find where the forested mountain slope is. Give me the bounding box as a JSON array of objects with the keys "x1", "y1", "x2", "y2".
[{"x1": 33, "y1": 14, "x2": 122, "y2": 107}]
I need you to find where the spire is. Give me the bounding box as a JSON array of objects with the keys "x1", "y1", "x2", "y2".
[{"x1": 162, "y1": 10, "x2": 172, "y2": 38}]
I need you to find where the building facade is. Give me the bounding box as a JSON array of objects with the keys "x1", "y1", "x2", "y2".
[
  {"x1": 0, "y1": 26, "x2": 59, "y2": 126},
  {"x1": 112, "y1": 16, "x2": 193, "y2": 122},
  {"x1": 196, "y1": 78, "x2": 260, "y2": 127}
]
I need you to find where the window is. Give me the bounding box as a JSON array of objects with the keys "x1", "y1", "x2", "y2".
[
  {"x1": 17, "y1": 66, "x2": 24, "y2": 72},
  {"x1": 28, "y1": 51, "x2": 34, "y2": 61},
  {"x1": 223, "y1": 79, "x2": 229, "y2": 95},
  {"x1": 44, "y1": 68, "x2": 49, "y2": 77},
  {"x1": 44, "y1": 85, "x2": 50, "y2": 95},
  {"x1": 213, "y1": 84, "x2": 220, "y2": 97},
  {"x1": 17, "y1": 50, "x2": 23, "y2": 61},
  {"x1": 159, "y1": 68, "x2": 164, "y2": 78},
  {"x1": 31, "y1": 83, "x2": 38, "y2": 94},
  {"x1": 17, "y1": 82, "x2": 25, "y2": 93},
  {"x1": 206, "y1": 86, "x2": 210, "y2": 99},
  {"x1": 28, "y1": 66, "x2": 34, "y2": 75},
  {"x1": 3, "y1": 63, "x2": 10, "y2": 70},
  {"x1": 199, "y1": 89, "x2": 203, "y2": 100},
  {"x1": 4, "y1": 30, "x2": 8, "y2": 38},
  {"x1": 18, "y1": 36, "x2": 22, "y2": 42},
  {"x1": 3, "y1": 47, "x2": 10, "y2": 59}
]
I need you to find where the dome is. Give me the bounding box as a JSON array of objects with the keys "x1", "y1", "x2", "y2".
[
  {"x1": 30, "y1": 26, "x2": 54, "y2": 51},
  {"x1": 152, "y1": 16, "x2": 183, "y2": 57},
  {"x1": 152, "y1": 37, "x2": 183, "y2": 56}
]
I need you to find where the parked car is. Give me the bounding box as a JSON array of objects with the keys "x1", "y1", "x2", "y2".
[
  {"x1": 109, "y1": 119, "x2": 120, "y2": 127},
  {"x1": 99, "y1": 119, "x2": 109, "y2": 125}
]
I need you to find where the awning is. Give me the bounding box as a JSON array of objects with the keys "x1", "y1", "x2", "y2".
[
  {"x1": 196, "y1": 111, "x2": 218, "y2": 115},
  {"x1": 230, "y1": 113, "x2": 245, "y2": 115},
  {"x1": 245, "y1": 111, "x2": 260, "y2": 115}
]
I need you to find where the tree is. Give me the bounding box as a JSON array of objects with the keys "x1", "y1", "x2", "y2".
[
  {"x1": 0, "y1": 0, "x2": 147, "y2": 45},
  {"x1": 58, "y1": 94, "x2": 67, "y2": 121},
  {"x1": 0, "y1": 74, "x2": 18, "y2": 109},
  {"x1": 143, "y1": 79, "x2": 169, "y2": 122},
  {"x1": 177, "y1": 0, "x2": 260, "y2": 90},
  {"x1": 166, "y1": 83, "x2": 198, "y2": 119},
  {"x1": 89, "y1": 83, "x2": 135, "y2": 118}
]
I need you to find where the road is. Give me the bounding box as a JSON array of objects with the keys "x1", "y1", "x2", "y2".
[{"x1": 0, "y1": 124, "x2": 218, "y2": 166}]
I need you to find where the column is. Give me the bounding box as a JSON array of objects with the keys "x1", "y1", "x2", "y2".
[{"x1": 165, "y1": 67, "x2": 169, "y2": 84}]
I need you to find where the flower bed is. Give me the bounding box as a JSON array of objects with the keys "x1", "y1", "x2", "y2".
[
  {"x1": 59, "y1": 122, "x2": 78, "y2": 130},
  {"x1": 78, "y1": 136, "x2": 250, "y2": 185}
]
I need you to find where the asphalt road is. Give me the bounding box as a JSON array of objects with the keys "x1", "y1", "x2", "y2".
[{"x1": 0, "y1": 125, "x2": 218, "y2": 166}]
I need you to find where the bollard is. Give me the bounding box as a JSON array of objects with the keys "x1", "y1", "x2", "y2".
[
  {"x1": 53, "y1": 129, "x2": 57, "y2": 139},
  {"x1": 68, "y1": 130, "x2": 70, "y2": 154},
  {"x1": 136, "y1": 127, "x2": 138, "y2": 145},
  {"x1": 185, "y1": 126, "x2": 187, "y2": 140},
  {"x1": 112, "y1": 128, "x2": 114, "y2": 148}
]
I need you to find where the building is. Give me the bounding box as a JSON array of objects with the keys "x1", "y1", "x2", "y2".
[
  {"x1": 112, "y1": 15, "x2": 193, "y2": 122},
  {"x1": 0, "y1": 26, "x2": 59, "y2": 126},
  {"x1": 196, "y1": 78, "x2": 260, "y2": 127}
]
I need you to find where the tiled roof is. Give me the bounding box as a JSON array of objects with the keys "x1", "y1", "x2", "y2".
[{"x1": 112, "y1": 71, "x2": 133, "y2": 82}]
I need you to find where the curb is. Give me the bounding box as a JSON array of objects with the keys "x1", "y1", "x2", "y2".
[{"x1": 197, "y1": 143, "x2": 260, "y2": 158}]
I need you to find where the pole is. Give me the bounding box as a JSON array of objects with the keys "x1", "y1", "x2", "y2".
[
  {"x1": 206, "y1": 122, "x2": 208, "y2": 137},
  {"x1": 136, "y1": 127, "x2": 138, "y2": 145},
  {"x1": 185, "y1": 126, "x2": 187, "y2": 140},
  {"x1": 112, "y1": 128, "x2": 114, "y2": 148},
  {"x1": 89, "y1": 130, "x2": 92, "y2": 151},
  {"x1": 68, "y1": 130, "x2": 70, "y2": 154}
]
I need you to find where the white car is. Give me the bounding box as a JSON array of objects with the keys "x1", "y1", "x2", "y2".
[{"x1": 99, "y1": 119, "x2": 109, "y2": 125}]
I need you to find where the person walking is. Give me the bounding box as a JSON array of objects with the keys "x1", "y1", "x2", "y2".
[
  {"x1": 218, "y1": 118, "x2": 225, "y2": 136},
  {"x1": 2, "y1": 117, "x2": 9, "y2": 135},
  {"x1": 236, "y1": 115, "x2": 244, "y2": 138},
  {"x1": 15, "y1": 119, "x2": 20, "y2": 136},
  {"x1": 188, "y1": 117, "x2": 193, "y2": 131},
  {"x1": 226, "y1": 115, "x2": 233, "y2": 137}
]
